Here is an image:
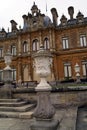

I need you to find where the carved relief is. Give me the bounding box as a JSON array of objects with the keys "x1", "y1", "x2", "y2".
[{"x1": 34, "y1": 57, "x2": 52, "y2": 76}]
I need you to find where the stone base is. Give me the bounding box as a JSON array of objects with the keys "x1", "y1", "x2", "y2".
[
  {"x1": 30, "y1": 119, "x2": 59, "y2": 130},
  {"x1": 0, "y1": 84, "x2": 13, "y2": 99}
]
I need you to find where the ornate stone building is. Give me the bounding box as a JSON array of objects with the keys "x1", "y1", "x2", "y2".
[{"x1": 0, "y1": 3, "x2": 87, "y2": 83}]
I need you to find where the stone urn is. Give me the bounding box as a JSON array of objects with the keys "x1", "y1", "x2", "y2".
[{"x1": 31, "y1": 46, "x2": 59, "y2": 130}]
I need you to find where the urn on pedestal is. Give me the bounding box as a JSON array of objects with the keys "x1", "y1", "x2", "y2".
[
  {"x1": 30, "y1": 46, "x2": 59, "y2": 130},
  {"x1": 1, "y1": 49, "x2": 13, "y2": 99}
]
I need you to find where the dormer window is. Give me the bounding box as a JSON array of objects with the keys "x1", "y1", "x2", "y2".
[
  {"x1": 34, "y1": 12, "x2": 37, "y2": 16},
  {"x1": 60, "y1": 15, "x2": 67, "y2": 26},
  {"x1": 76, "y1": 11, "x2": 84, "y2": 23},
  {"x1": 31, "y1": 2, "x2": 38, "y2": 16}
]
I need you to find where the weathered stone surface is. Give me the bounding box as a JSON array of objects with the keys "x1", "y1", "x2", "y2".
[
  {"x1": 13, "y1": 89, "x2": 87, "y2": 108},
  {"x1": 30, "y1": 119, "x2": 59, "y2": 130},
  {"x1": 0, "y1": 84, "x2": 13, "y2": 99},
  {"x1": 33, "y1": 92, "x2": 55, "y2": 119},
  {"x1": 76, "y1": 106, "x2": 87, "y2": 130}
]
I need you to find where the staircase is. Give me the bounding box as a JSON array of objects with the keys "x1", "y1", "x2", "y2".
[{"x1": 0, "y1": 98, "x2": 36, "y2": 118}]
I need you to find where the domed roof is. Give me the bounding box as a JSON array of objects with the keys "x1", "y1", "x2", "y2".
[{"x1": 43, "y1": 16, "x2": 52, "y2": 27}]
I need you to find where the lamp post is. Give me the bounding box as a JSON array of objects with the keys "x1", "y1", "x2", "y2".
[
  {"x1": 74, "y1": 63, "x2": 81, "y2": 83},
  {"x1": 30, "y1": 46, "x2": 59, "y2": 130}
]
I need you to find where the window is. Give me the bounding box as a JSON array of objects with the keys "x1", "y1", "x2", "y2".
[
  {"x1": 12, "y1": 68, "x2": 16, "y2": 81},
  {"x1": 0, "y1": 70, "x2": 3, "y2": 81},
  {"x1": 64, "y1": 63, "x2": 72, "y2": 78},
  {"x1": 0, "y1": 48, "x2": 3, "y2": 58},
  {"x1": 82, "y1": 61, "x2": 87, "y2": 76},
  {"x1": 44, "y1": 38, "x2": 50, "y2": 50},
  {"x1": 11, "y1": 45, "x2": 16, "y2": 56},
  {"x1": 62, "y1": 37, "x2": 69, "y2": 49},
  {"x1": 32, "y1": 39, "x2": 39, "y2": 51},
  {"x1": 23, "y1": 41, "x2": 28, "y2": 53},
  {"x1": 80, "y1": 34, "x2": 87, "y2": 47}
]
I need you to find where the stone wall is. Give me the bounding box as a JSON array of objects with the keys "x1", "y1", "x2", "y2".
[{"x1": 13, "y1": 88, "x2": 87, "y2": 107}]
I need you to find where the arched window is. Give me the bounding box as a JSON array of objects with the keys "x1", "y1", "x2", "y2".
[
  {"x1": 44, "y1": 38, "x2": 50, "y2": 50},
  {"x1": 23, "y1": 41, "x2": 28, "y2": 53},
  {"x1": 11, "y1": 45, "x2": 16, "y2": 56},
  {"x1": 32, "y1": 39, "x2": 39, "y2": 51}
]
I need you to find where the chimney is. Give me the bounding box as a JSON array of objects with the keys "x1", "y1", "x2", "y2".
[
  {"x1": 68, "y1": 6, "x2": 74, "y2": 20},
  {"x1": 51, "y1": 8, "x2": 58, "y2": 26},
  {"x1": 22, "y1": 15, "x2": 27, "y2": 27},
  {"x1": 10, "y1": 20, "x2": 18, "y2": 32}
]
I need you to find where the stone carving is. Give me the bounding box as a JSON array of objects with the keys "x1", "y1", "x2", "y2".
[{"x1": 34, "y1": 57, "x2": 51, "y2": 76}]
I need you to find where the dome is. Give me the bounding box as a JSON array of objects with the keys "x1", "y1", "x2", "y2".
[{"x1": 43, "y1": 16, "x2": 52, "y2": 27}]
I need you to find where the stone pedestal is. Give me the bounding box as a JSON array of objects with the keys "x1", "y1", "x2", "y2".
[
  {"x1": 30, "y1": 91, "x2": 59, "y2": 130},
  {"x1": 33, "y1": 92, "x2": 55, "y2": 119},
  {"x1": 0, "y1": 84, "x2": 12, "y2": 99}
]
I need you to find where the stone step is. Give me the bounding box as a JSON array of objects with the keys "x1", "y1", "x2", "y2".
[
  {"x1": 0, "y1": 99, "x2": 21, "y2": 102},
  {"x1": 0, "y1": 104, "x2": 35, "y2": 112},
  {"x1": 0, "y1": 101, "x2": 28, "y2": 107},
  {"x1": 0, "y1": 111, "x2": 33, "y2": 118},
  {"x1": 0, "y1": 98, "x2": 36, "y2": 119}
]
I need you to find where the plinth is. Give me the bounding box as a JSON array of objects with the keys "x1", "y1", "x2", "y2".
[{"x1": 31, "y1": 119, "x2": 59, "y2": 130}]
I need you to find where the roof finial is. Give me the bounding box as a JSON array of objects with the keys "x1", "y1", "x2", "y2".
[{"x1": 33, "y1": 1, "x2": 35, "y2": 5}]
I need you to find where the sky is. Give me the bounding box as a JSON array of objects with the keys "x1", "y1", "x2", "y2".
[{"x1": 0, "y1": 0, "x2": 87, "y2": 31}]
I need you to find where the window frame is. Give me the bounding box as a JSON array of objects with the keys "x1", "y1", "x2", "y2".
[
  {"x1": 62, "y1": 37, "x2": 69, "y2": 49},
  {"x1": 64, "y1": 63, "x2": 72, "y2": 78},
  {"x1": 23, "y1": 41, "x2": 28, "y2": 53},
  {"x1": 80, "y1": 34, "x2": 87, "y2": 47},
  {"x1": 82, "y1": 61, "x2": 87, "y2": 77},
  {"x1": 32, "y1": 39, "x2": 39, "y2": 51},
  {"x1": 0, "y1": 70, "x2": 3, "y2": 81},
  {"x1": 11, "y1": 45, "x2": 16, "y2": 56},
  {"x1": 0, "y1": 47, "x2": 3, "y2": 58},
  {"x1": 12, "y1": 68, "x2": 16, "y2": 81},
  {"x1": 44, "y1": 37, "x2": 50, "y2": 50}
]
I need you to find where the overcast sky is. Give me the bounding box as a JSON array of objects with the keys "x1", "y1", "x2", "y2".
[{"x1": 0, "y1": 0, "x2": 87, "y2": 31}]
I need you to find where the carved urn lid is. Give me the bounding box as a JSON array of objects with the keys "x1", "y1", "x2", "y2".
[{"x1": 32, "y1": 45, "x2": 53, "y2": 58}]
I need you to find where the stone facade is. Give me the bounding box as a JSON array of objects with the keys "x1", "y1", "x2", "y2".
[{"x1": 0, "y1": 3, "x2": 87, "y2": 83}]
